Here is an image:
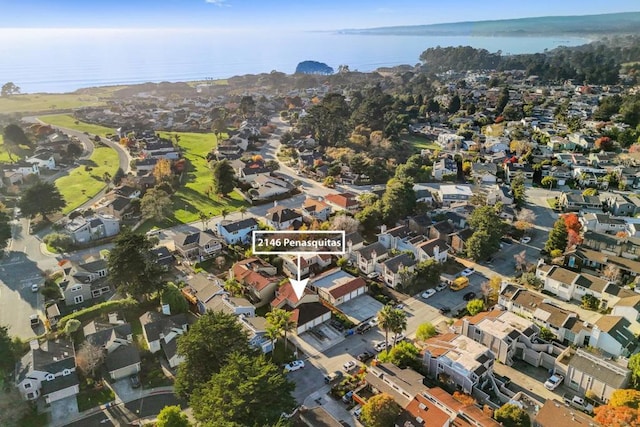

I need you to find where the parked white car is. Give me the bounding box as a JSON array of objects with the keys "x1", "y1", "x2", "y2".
[
  {"x1": 283, "y1": 360, "x2": 305, "y2": 372},
  {"x1": 343, "y1": 359, "x2": 358, "y2": 372},
  {"x1": 435, "y1": 283, "x2": 448, "y2": 291},
  {"x1": 421, "y1": 289, "x2": 436, "y2": 299},
  {"x1": 461, "y1": 268, "x2": 475, "y2": 277},
  {"x1": 544, "y1": 374, "x2": 564, "y2": 390},
  {"x1": 373, "y1": 341, "x2": 388, "y2": 352},
  {"x1": 520, "y1": 236, "x2": 531, "y2": 244}
]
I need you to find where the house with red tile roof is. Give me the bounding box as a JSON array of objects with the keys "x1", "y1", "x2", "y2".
[
  {"x1": 309, "y1": 268, "x2": 367, "y2": 307},
  {"x1": 324, "y1": 192, "x2": 359, "y2": 213},
  {"x1": 270, "y1": 281, "x2": 330, "y2": 334},
  {"x1": 230, "y1": 257, "x2": 281, "y2": 307}
]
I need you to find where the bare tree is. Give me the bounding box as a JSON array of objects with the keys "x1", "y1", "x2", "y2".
[
  {"x1": 603, "y1": 264, "x2": 620, "y2": 283},
  {"x1": 480, "y1": 276, "x2": 502, "y2": 306},
  {"x1": 215, "y1": 256, "x2": 226, "y2": 271},
  {"x1": 330, "y1": 214, "x2": 359, "y2": 234},
  {"x1": 514, "y1": 208, "x2": 537, "y2": 232},
  {"x1": 513, "y1": 250, "x2": 527, "y2": 272},
  {"x1": 76, "y1": 342, "x2": 105, "y2": 378}
]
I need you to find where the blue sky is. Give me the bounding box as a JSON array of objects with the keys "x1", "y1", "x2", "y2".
[{"x1": 2, "y1": 0, "x2": 639, "y2": 30}]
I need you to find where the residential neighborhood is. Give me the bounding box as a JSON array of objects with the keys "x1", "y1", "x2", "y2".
[{"x1": 2, "y1": 26, "x2": 640, "y2": 427}]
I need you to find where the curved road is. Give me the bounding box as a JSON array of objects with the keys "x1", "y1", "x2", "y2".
[{"x1": 23, "y1": 115, "x2": 131, "y2": 175}]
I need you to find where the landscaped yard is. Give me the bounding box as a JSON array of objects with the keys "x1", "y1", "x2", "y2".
[
  {"x1": 54, "y1": 145, "x2": 119, "y2": 213},
  {"x1": 77, "y1": 379, "x2": 115, "y2": 412},
  {"x1": 139, "y1": 131, "x2": 248, "y2": 230},
  {"x1": 139, "y1": 352, "x2": 173, "y2": 389},
  {"x1": 402, "y1": 134, "x2": 441, "y2": 151},
  {"x1": 38, "y1": 114, "x2": 115, "y2": 137}
]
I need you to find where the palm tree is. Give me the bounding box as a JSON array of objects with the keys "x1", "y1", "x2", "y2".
[
  {"x1": 198, "y1": 211, "x2": 208, "y2": 230},
  {"x1": 265, "y1": 325, "x2": 279, "y2": 353},
  {"x1": 266, "y1": 308, "x2": 296, "y2": 353},
  {"x1": 238, "y1": 206, "x2": 247, "y2": 219},
  {"x1": 377, "y1": 305, "x2": 395, "y2": 352},
  {"x1": 389, "y1": 309, "x2": 408, "y2": 349},
  {"x1": 220, "y1": 207, "x2": 229, "y2": 221}
]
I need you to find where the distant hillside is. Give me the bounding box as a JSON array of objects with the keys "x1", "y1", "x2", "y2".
[{"x1": 340, "y1": 12, "x2": 640, "y2": 37}]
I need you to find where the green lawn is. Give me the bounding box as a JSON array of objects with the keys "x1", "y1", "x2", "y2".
[
  {"x1": 54, "y1": 146, "x2": 119, "y2": 213},
  {"x1": 77, "y1": 381, "x2": 114, "y2": 412},
  {"x1": 18, "y1": 410, "x2": 49, "y2": 427},
  {"x1": 140, "y1": 131, "x2": 248, "y2": 229},
  {"x1": 38, "y1": 114, "x2": 115, "y2": 137},
  {"x1": 402, "y1": 134, "x2": 441, "y2": 151},
  {"x1": 0, "y1": 93, "x2": 109, "y2": 114}
]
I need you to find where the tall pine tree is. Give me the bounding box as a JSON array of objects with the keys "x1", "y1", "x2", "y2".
[{"x1": 545, "y1": 216, "x2": 568, "y2": 253}]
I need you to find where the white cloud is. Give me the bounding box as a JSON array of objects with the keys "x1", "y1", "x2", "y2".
[{"x1": 205, "y1": 0, "x2": 229, "y2": 6}]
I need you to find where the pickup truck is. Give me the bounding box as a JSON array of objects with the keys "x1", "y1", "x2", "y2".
[{"x1": 564, "y1": 395, "x2": 594, "y2": 414}]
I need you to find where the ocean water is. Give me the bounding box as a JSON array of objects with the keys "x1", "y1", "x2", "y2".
[{"x1": 0, "y1": 28, "x2": 588, "y2": 94}]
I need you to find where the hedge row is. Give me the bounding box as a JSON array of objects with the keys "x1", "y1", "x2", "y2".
[{"x1": 58, "y1": 298, "x2": 138, "y2": 329}]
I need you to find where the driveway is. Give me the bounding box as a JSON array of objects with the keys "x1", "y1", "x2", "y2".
[
  {"x1": 109, "y1": 377, "x2": 142, "y2": 403},
  {"x1": 494, "y1": 360, "x2": 567, "y2": 404},
  {"x1": 50, "y1": 395, "x2": 79, "y2": 425}
]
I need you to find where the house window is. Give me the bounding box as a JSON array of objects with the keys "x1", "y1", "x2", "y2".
[
  {"x1": 26, "y1": 392, "x2": 35, "y2": 399},
  {"x1": 62, "y1": 369, "x2": 71, "y2": 376},
  {"x1": 24, "y1": 382, "x2": 32, "y2": 389},
  {"x1": 74, "y1": 295, "x2": 84, "y2": 304},
  {"x1": 98, "y1": 270, "x2": 106, "y2": 277},
  {"x1": 45, "y1": 374, "x2": 54, "y2": 381}
]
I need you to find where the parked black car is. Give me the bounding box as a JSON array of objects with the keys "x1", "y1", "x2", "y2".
[
  {"x1": 357, "y1": 351, "x2": 374, "y2": 362},
  {"x1": 463, "y1": 291, "x2": 477, "y2": 301},
  {"x1": 439, "y1": 307, "x2": 451, "y2": 315},
  {"x1": 129, "y1": 374, "x2": 141, "y2": 389}
]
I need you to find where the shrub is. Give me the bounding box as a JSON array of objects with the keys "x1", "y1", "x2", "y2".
[
  {"x1": 58, "y1": 298, "x2": 138, "y2": 329},
  {"x1": 43, "y1": 233, "x2": 74, "y2": 252}
]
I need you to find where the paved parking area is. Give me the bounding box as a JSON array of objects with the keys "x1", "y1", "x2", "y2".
[
  {"x1": 339, "y1": 295, "x2": 384, "y2": 324},
  {"x1": 294, "y1": 324, "x2": 346, "y2": 354},
  {"x1": 494, "y1": 360, "x2": 567, "y2": 403},
  {"x1": 50, "y1": 395, "x2": 79, "y2": 425}
]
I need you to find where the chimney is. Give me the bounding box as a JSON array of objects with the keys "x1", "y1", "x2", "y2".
[
  {"x1": 380, "y1": 225, "x2": 387, "y2": 234},
  {"x1": 434, "y1": 245, "x2": 440, "y2": 258}
]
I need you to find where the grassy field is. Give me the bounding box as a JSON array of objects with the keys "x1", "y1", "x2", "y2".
[
  {"x1": 55, "y1": 145, "x2": 119, "y2": 213},
  {"x1": 139, "y1": 131, "x2": 248, "y2": 231},
  {"x1": 38, "y1": 114, "x2": 115, "y2": 136},
  {"x1": 402, "y1": 134, "x2": 441, "y2": 151},
  {"x1": 0, "y1": 93, "x2": 108, "y2": 114}
]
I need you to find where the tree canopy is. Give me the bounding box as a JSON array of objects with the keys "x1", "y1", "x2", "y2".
[
  {"x1": 18, "y1": 180, "x2": 66, "y2": 221},
  {"x1": 416, "y1": 322, "x2": 437, "y2": 341},
  {"x1": 466, "y1": 205, "x2": 505, "y2": 260},
  {"x1": 107, "y1": 229, "x2": 165, "y2": 297},
  {"x1": 494, "y1": 403, "x2": 531, "y2": 427},
  {"x1": 141, "y1": 187, "x2": 173, "y2": 221},
  {"x1": 594, "y1": 389, "x2": 640, "y2": 427},
  {"x1": 1, "y1": 82, "x2": 20, "y2": 97},
  {"x1": 156, "y1": 405, "x2": 191, "y2": 427},
  {"x1": 466, "y1": 299, "x2": 485, "y2": 316},
  {"x1": 629, "y1": 353, "x2": 640, "y2": 389},
  {"x1": 0, "y1": 211, "x2": 12, "y2": 253},
  {"x1": 360, "y1": 393, "x2": 402, "y2": 427},
  {"x1": 376, "y1": 340, "x2": 420, "y2": 369},
  {"x1": 175, "y1": 311, "x2": 252, "y2": 399},
  {"x1": 190, "y1": 353, "x2": 295, "y2": 427},
  {"x1": 212, "y1": 160, "x2": 236, "y2": 196},
  {"x1": 161, "y1": 283, "x2": 189, "y2": 315},
  {"x1": 545, "y1": 216, "x2": 568, "y2": 253}
]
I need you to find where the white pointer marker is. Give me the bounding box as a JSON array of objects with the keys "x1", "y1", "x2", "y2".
[{"x1": 290, "y1": 254, "x2": 309, "y2": 300}]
